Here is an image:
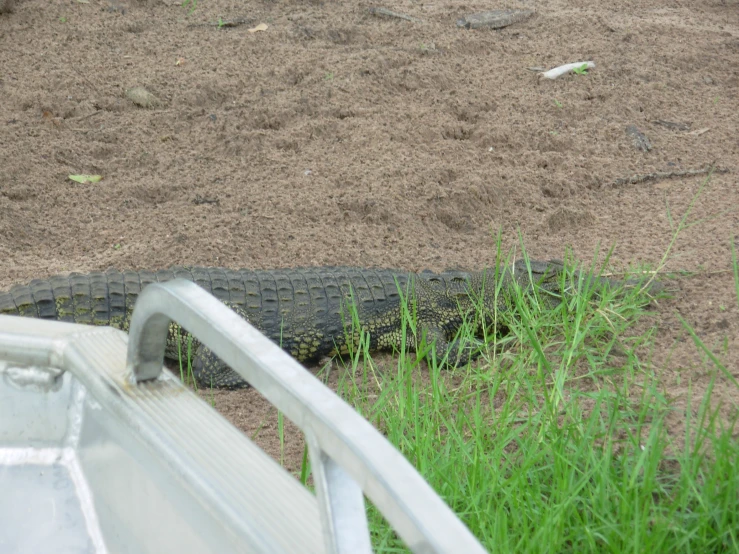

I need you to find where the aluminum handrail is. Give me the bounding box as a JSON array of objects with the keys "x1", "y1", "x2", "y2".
[{"x1": 126, "y1": 279, "x2": 488, "y2": 554}]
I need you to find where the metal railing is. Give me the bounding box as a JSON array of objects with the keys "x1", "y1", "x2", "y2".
[
  {"x1": 128, "y1": 279, "x2": 487, "y2": 554},
  {"x1": 0, "y1": 279, "x2": 488, "y2": 554}
]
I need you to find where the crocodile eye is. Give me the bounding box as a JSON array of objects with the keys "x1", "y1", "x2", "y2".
[
  {"x1": 428, "y1": 277, "x2": 441, "y2": 283},
  {"x1": 451, "y1": 277, "x2": 466, "y2": 283}
]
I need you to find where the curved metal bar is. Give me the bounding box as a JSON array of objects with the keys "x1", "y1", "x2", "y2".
[
  {"x1": 126, "y1": 279, "x2": 487, "y2": 554},
  {"x1": 306, "y1": 431, "x2": 372, "y2": 554}
]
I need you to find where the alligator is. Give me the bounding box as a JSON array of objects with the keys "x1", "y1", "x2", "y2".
[{"x1": 0, "y1": 261, "x2": 660, "y2": 389}]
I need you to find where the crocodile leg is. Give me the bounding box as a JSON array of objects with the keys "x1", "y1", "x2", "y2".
[
  {"x1": 416, "y1": 325, "x2": 481, "y2": 367},
  {"x1": 192, "y1": 343, "x2": 250, "y2": 389}
]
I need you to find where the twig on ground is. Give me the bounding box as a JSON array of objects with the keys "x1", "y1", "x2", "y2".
[
  {"x1": 603, "y1": 164, "x2": 730, "y2": 188},
  {"x1": 69, "y1": 64, "x2": 102, "y2": 97},
  {"x1": 73, "y1": 110, "x2": 102, "y2": 122},
  {"x1": 187, "y1": 17, "x2": 254, "y2": 29}
]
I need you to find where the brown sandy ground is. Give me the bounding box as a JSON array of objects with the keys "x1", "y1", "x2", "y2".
[{"x1": 1, "y1": 0, "x2": 738, "y2": 474}]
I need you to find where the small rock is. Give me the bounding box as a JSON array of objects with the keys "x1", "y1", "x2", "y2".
[
  {"x1": 626, "y1": 125, "x2": 652, "y2": 152},
  {"x1": 456, "y1": 9, "x2": 534, "y2": 30},
  {"x1": 125, "y1": 86, "x2": 161, "y2": 109}
]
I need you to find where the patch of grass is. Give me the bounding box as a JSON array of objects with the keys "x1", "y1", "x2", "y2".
[
  {"x1": 176, "y1": 330, "x2": 198, "y2": 389},
  {"x1": 181, "y1": 0, "x2": 197, "y2": 15},
  {"x1": 171, "y1": 173, "x2": 737, "y2": 553},
  {"x1": 328, "y1": 247, "x2": 739, "y2": 552}
]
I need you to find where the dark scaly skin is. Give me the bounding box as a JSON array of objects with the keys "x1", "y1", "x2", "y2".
[{"x1": 0, "y1": 262, "x2": 659, "y2": 389}]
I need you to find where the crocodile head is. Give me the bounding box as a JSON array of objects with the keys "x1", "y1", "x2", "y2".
[{"x1": 461, "y1": 260, "x2": 567, "y2": 321}]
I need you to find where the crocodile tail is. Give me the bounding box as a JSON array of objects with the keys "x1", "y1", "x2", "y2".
[
  {"x1": 0, "y1": 271, "x2": 132, "y2": 327},
  {"x1": 0, "y1": 279, "x2": 56, "y2": 319}
]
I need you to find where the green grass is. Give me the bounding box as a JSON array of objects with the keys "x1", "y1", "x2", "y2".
[
  {"x1": 176, "y1": 246, "x2": 738, "y2": 553},
  {"x1": 175, "y1": 176, "x2": 738, "y2": 552},
  {"x1": 317, "y1": 246, "x2": 739, "y2": 553}
]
